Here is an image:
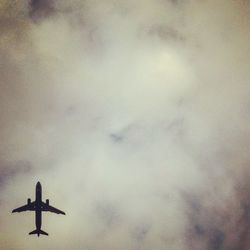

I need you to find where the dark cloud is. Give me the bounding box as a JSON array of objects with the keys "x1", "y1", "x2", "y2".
[
  {"x1": 94, "y1": 201, "x2": 121, "y2": 228},
  {"x1": 148, "y1": 25, "x2": 185, "y2": 43},
  {"x1": 0, "y1": 160, "x2": 32, "y2": 187},
  {"x1": 110, "y1": 133, "x2": 124, "y2": 143},
  {"x1": 29, "y1": 0, "x2": 55, "y2": 21},
  {"x1": 209, "y1": 229, "x2": 225, "y2": 250},
  {"x1": 184, "y1": 182, "x2": 250, "y2": 250},
  {"x1": 132, "y1": 223, "x2": 151, "y2": 242}
]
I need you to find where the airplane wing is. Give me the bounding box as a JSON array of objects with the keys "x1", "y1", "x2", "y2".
[
  {"x1": 41, "y1": 202, "x2": 66, "y2": 215},
  {"x1": 12, "y1": 202, "x2": 35, "y2": 213}
]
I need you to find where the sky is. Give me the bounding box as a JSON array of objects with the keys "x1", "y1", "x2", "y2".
[{"x1": 0, "y1": 0, "x2": 249, "y2": 249}]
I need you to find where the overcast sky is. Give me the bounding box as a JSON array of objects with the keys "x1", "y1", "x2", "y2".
[{"x1": 0, "y1": 0, "x2": 249, "y2": 249}]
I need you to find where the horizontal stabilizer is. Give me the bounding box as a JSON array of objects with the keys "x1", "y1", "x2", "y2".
[{"x1": 29, "y1": 229, "x2": 48, "y2": 236}]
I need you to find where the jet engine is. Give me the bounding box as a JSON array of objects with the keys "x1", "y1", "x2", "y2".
[
  {"x1": 27, "y1": 198, "x2": 31, "y2": 204},
  {"x1": 46, "y1": 199, "x2": 49, "y2": 205}
]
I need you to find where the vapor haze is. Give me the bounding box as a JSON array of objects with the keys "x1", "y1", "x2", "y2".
[{"x1": 0, "y1": 0, "x2": 249, "y2": 249}]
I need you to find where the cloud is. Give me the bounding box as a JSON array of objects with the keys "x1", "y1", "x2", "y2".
[{"x1": 0, "y1": 0, "x2": 249, "y2": 249}]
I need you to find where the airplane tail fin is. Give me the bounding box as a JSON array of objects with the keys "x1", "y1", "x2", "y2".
[{"x1": 29, "y1": 229, "x2": 48, "y2": 236}]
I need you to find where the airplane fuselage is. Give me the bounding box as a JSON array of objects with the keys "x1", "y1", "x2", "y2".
[{"x1": 35, "y1": 182, "x2": 42, "y2": 233}]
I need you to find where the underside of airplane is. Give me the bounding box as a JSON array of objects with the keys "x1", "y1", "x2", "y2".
[{"x1": 12, "y1": 182, "x2": 65, "y2": 237}]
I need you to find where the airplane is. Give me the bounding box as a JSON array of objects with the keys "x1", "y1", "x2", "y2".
[{"x1": 12, "y1": 181, "x2": 65, "y2": 237}]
